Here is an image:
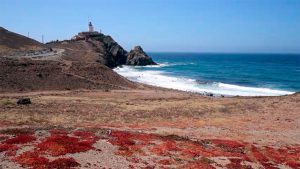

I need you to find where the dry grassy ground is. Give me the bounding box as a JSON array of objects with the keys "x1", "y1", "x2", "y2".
[{"x1": 0, "y1": 89, "x2": 299, "y2": 168}]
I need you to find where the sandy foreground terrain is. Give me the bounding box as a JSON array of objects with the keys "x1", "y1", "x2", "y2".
[{"x1": 0, "y1": 89, "x2": 299, "y2": 169}]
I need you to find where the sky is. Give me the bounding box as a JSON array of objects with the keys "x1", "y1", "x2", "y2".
[{"x1": 1, "y1": 0, "x2": 300, "y2": 53}]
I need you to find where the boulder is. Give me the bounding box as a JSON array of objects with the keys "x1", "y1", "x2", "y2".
[
  {"x1": 126, "y1": 46, "x2": 157, "y2": 66},
  {"x1": 17, "y1": 98, "x2": 31, "y2": 105}
]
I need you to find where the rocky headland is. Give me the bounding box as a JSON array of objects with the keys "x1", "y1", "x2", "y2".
[{"x1": 47, "y1": 32, "x2": 156, "y2": 68}]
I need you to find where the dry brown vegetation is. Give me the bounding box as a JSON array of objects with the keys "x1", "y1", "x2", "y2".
[
  {"x1": 1, "y1": 89, "x2": 299, "y2": 146},
  {"x1": 0, "y1": 27, "x2": 44, "y2": 55},
  {"x1": 0, "y1": 58, "x2": 138, "y2": 92}
]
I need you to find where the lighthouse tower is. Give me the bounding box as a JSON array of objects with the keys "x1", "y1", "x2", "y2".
[
  {"x1": 71, "y1": 22, "x2": 100, "y2": 40},
  {"x1": 88, "y1": 22, "x2": 94, "y2": 32}
]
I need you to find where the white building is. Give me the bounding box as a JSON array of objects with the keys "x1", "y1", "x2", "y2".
[
  {"x1": 88, "y1": 22, "x2": 94, "y2": 32},
  {"x1": 72, "y1": 22, "x2": 100, "y2": 40}
]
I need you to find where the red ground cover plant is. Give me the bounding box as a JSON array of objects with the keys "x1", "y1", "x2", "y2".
[
  {"x1": 255, "y1": 146, "x2": 300, "y2": 168},
  {"x1": 178, "y1": 140, "x2": 241, "y2": 159},
  {"x1": 11, "y1": 129, "x2": 96, "y2": 168},
  {"x1": 108, "y1": 131, "x2": 138, "y2": 156},
  {"x1": 108, "y1": 131, "x2": 159, "y2": 156},
  {"x1": 1, "y1": 128, "x2": 300, "y2": 168},
  {"x1": 4, "y1": 134, "x2": 36, "y2": 144},
  {"x1": 183, "y1": 160, "x2": 216, "y2": 169},
  {"x1": 0, "y1": 143, "x2": 16, "y2": 152},
  {"x1": 0, "y1": 134, "x2": 35, "y2": 157},
  {"x1": 108, "y1": 131, "x2": 300, "y2": 168},
  {"x1": 0, "y1": 143, "x2": 18, "y2": 156},
  {"x1": 158, "y1": 159, "x2": 172, "y2": 165},
  {"x1": 151, "y1": 140, "x2": 181, "y2": 155},
  {"x1": 210, "y1": 139, "x2": 246, "y2": 153},
  {"x1": 37, "y1": 134, "x2": 96, "y2": 156},
  {"x1": 15, "y1": 151, "x2": 49, "y2": 169},
  {"x1": 225, "y1": 158, "x2": 252, "y2": 169},
  {"x1": 72, "y1": 130, "x2": 100, "y2": 147},
  {"x1": 15, "y1": 151, "x2": 80, "y2": 169},
  {"x1": 0, "y1": 128, "x2": 97, "y2": 168},
  {"x1": 48, "y1": 158, "x2": 80, "y2": 169},
  {"x1": 109, "y1": 131, "x2": 135, "y2": 146}
]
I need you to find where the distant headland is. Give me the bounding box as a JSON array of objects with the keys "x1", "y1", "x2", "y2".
[{"x1": 0, "y1": 22, "x2": 157, "y2": 68}]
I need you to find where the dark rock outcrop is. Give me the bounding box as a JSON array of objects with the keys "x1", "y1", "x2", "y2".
[
  {"x1": 90, "y1": 34, "x2": 128, "y2": 68},
  {"x1": 126, "y1": 46, "x2": 157, "y2": 66},
  {"x1": 17, "y1": 98, "x2": 31, "y2": 105}
]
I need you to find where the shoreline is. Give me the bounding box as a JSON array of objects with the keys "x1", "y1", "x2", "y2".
[{"x1": 113, "y1": 65, "x2": 296, "y2": 97}]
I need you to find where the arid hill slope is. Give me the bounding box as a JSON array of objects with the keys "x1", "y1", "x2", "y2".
[
  {"x1": 0, "y1": 28, "x2": 145, "y2": 92},
  {"x1": 0, "y1": 27, "x2": 44, "y2": 55},
  {"x1": 0, "y1": 58, "x2": 137, "y2": 92}
]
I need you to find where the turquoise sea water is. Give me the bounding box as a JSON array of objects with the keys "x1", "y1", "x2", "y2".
[{"x1": 114, "y1": 53, "x2": 300, "y2": 96}]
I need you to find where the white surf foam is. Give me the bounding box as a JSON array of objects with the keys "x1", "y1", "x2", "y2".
[
  {"x1": 114, "y1": 66, "x2": 294, "y2": 96},
  {"x1": 142, "y1": 63, "x2": 169, "y2": 68},
  {"x1": 135, "y1": 62, "x2": 195, "y2": 68}
]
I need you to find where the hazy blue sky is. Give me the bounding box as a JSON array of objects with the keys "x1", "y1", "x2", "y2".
[{"x1": 1, "y1": 0, "x2": 300, "y2": 53}]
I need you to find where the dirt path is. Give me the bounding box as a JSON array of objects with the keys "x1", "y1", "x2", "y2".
[{"x1": 3, "y1": 48, "x2": 65, "y2": 60}]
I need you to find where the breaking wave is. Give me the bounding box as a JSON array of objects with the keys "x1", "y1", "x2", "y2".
[{"x1": 114, "y1": 66, "x2": 294, "y2": 96}]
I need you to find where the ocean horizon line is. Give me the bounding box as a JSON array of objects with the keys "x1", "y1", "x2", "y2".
[{"x1": 147, "y1": 51, "x2": 300, "y2": 55}]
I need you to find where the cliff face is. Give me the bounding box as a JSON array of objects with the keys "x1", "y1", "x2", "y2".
[
  {"x1": 91, "y1": 34, "x2": 128, "y2": 67},
  {"x1": 126, "y1": 46, "x2": 157, "y2": 66}
]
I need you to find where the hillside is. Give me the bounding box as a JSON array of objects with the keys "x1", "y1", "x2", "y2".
[
  {"x1": 0, "y1": 27, "x2": 156, "y2": 92},
  {"x1": 0, "y1": 57, "x2": 137, "y2": 92},
  {"x1": 0, "y1": 27, "x2": 156, "y2": 68},
  {"x1": 0, "y1": 27, "x2": 44, "y2": 55},
  {"x1": 47, "y1": 35, "x2": 127, "y2": 68},
  {"x1": 47, "y1": 33, "x2": 156, "y2": 68}
]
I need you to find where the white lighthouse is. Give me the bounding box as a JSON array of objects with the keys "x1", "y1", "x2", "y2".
[
  {"x1": 71, "y1": 22, "x2": 100, "y2": 40},
  {"x1": 88, "y1": 22, "x2": 94, "y2": 32}
]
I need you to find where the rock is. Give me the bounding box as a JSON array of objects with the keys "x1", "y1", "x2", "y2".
[
  {"x1": 17, "y1": 98, "x2": 31, "y2": 105},
  {"x1": 126, "y1": 46, "x2": 157, "y2": 66},
  {"x1": 205, "y1": 93, "x2": 214, "y2": 97},
  {"x1": 97, "y1": 35, "x2": 128, "y2": 67}
]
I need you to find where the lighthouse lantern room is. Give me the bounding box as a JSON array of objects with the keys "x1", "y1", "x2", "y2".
[{"x1": 88, "y1": 22, "x2": 94, "y2": 32}]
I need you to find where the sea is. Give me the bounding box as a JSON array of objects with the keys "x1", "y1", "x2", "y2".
[{"x1": 114, "y1": 53, "x2": 300, "y2": 96}]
